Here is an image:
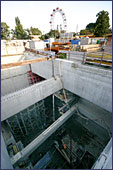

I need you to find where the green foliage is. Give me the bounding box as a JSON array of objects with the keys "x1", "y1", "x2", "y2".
[
  {"x1": 94, "y1": 10, "x2": 110, "y2": 37},
  {"x1": 40, "y1": 30, "x2": 60, "y2": 40},
  {"x1": 80, "y1": 10, "x2": 110, "y2": 37},
  {"x1": 15, "y1": 17, "x2": 21, "y2": 25},
  {"x1": 86, "y1": 23, "x2": 96, "y2": 33},
  {"x1": 14, "y1": 17, "x2": 28, "y2": 39},
  {"x1": 44, "y1": 34, "x2": 49, "y2": 39},
  {"x1": 1, "y1": 22, "x2": 10, "y2": 40},
  {"x1": 30, "y1": 27, "x2": 42, "y2": 35},
  {"x1": 60, "y1": 30, "x2": 66, "y2": 33},
  {"x1": 25, "y1": 28, "x2": 31, "y2": 35},
  {"x1": 108, "y1": 28, "x2": 112, "y2": 33},
  {"x1": 40, "y1": 34, "x2": 46, "y2": 40},
  {"x1": 2, "y1": 17, "x2": 42, "y2": 40},
  {"x1": 59, "y1": 53, "x2": 66, "y2": 59},
  {"x1": 48, "y1": 30, "x2": 60, "y2": 38},
  {"x1": 73, "y1": 32, "x2": 79, "y2": 36},
  {"x1": 25, "y1": 27, "x2": 42, "y2": 40},
  {"x1": 40, "y1": 34, "x2": 49, "y2": 40},
  {"x1": 80, "y1": 29, "x2": 91, "y2": 35}
]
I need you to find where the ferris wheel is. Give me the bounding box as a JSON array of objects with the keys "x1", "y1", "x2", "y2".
[{"x1": 49, "y1": 7, "x2": 67, "y2": 32}]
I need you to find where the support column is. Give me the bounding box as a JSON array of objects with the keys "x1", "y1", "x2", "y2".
[
  {"x1": 53, "y1": 94, "x2": 55, "y2": 121},
  {"x1": 52, "y1": 53, "x2": 55, "y2": 78}
]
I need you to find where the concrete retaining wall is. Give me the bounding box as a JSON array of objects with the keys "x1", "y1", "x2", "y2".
[
  {"x1": 31, "y1": 59, "x2": 112, "y2": 112},
  {"x1": 1, "y1": 65, "x2": 30, "y2": 96},
  {"x1": 1, "y1": 55, "x2": 26, "y2": 64},
  {"x1": 1, "y1": 40, "x2": 28, "y2": 56},
  {"x1": 76, "y1": 98, "x2": 112, "y2": 132},
  {"x1": 29, "y1": 41, "x2": 46, "y2": 50},
  {"x1": 1, "y1": 77, "x2": 62, "y2": 121},
  {"x1": 1, "y1": 134, "x2": 13, "y2": 169}
]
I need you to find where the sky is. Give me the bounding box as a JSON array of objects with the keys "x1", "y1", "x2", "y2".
[{"x1": 1, "y1": 1, "x2": 112, "y2": 34}]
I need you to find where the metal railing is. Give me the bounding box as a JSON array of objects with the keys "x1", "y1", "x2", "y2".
[{"x1": 82, "y1": 51, "x2": 112, "y2": 68}]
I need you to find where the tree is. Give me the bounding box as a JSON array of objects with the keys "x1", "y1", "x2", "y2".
[
  {"x1": 44, "y1": 34, "x2": 49, "y2": 39},
  {"x1": 40, "y1": 30, "x2": 60, "y2": 40},
  {"x1": 86, "y1": 23, "x2": 96, "y2": 34},
  {"x1": 30, "y1": 27, "x2": 42, "y2": 35},
  {"x1": 80, "y1": 29, "x2": 91, "y2": 35},
  {"x1": 94, "y1": 10, "x2": 110, "y2": 37},
  {"x1": 108, "y1": 28, "x2": 112, "y2": 33},
  {"x1": 60, "y1": 30, "x2": 66, "y2": 33},
  {"x1": 14, "y1": 17, "x2": 28, "y2": 39},
  {"x1": 48, "y1": 30, "x2": 60, "y2": 38},
  {"x1": 40, "y1": 34, "x2": 46, "y2": 40},
  {"x1": 1, "y1": 22, "x2": 10, "y2": 40},
  {"x1": 25, "y1": 28, "x2": 31, "y2": 35}
]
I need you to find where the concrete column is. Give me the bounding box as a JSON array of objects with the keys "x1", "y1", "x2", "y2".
[{"x1": 53, "y1": 94, "x2": 55, "y2": 121}]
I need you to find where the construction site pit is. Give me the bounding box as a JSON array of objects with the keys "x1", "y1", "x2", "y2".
[{"x1": 1, "y1": 89, "x2": 111, "y2": 169}]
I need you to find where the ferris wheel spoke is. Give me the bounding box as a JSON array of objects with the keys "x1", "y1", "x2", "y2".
[{"x1": 49, "y1": 7, "x2": 67, "y2": 32}]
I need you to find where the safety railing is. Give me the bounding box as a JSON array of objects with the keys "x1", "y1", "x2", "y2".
[{"x1": 82, "y1": 52, "x2": 112, "y2": 68}]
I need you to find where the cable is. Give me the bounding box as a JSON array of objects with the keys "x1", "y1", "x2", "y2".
[{"x1": 75, "y1": 107, "x2": 89, "y2": 120}]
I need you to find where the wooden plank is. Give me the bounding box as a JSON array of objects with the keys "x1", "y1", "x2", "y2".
[
  {"x1": 1, "y1": 57, "x2": 52, "y2": 69},
  {"x1": 1, "y1": 53, "x2": 24, "y2": 57},
  {"x1": 52, "y1": 42, "x2": 71, "y2": 45}
]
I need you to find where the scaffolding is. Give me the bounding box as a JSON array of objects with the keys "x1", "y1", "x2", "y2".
[{"x1": 6, "y1": 100, "x2": 46, "y2": 147}]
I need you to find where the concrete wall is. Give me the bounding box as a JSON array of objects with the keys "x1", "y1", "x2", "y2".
[
  {"x1": 80, "y1": 37, "x2": 91, "y2": 45},
  {"x1": 93, "y1": 138, "x2": 112, "y2": 169},
  {"x1": 31, "y1": 59, "x2": 112, "y2": 112},
  {"x1": 1, "y1": 40, "x2": 28, "y2": 56},
  {"x1": 29, "y1": 41, "x2": 45, "y2": 50},
  {"x1": 1, "y1": 55, "x2": 26, "y2": 64},
  {"x1": 1, "y1": 65, "x2": 30, "y2": 96},
  {"x1": 76, "y1": 98, "x2": 112, "y2": 133},
  {"x1": 1, "y1": 77, "x2": 62, "y2": 121},
  {"x1": 1, "y1": 134, "x2": 13, "y2": 169}
]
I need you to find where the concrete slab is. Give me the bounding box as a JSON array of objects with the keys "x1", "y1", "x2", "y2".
[{"x1": 1, "y1": 76, "x2": 62, "y2": 121}]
